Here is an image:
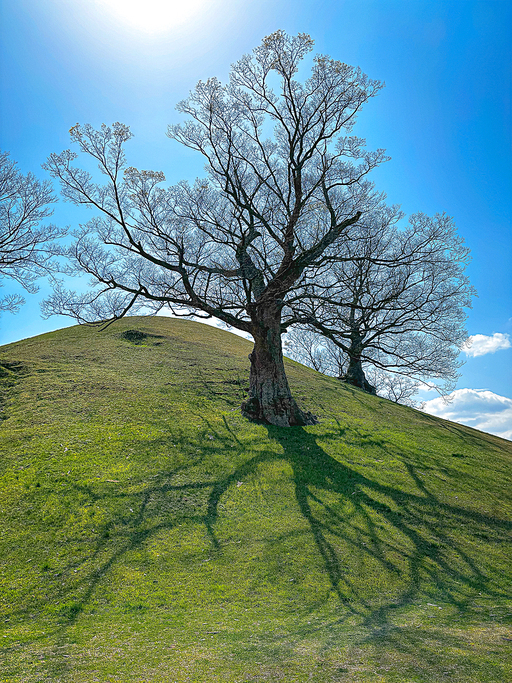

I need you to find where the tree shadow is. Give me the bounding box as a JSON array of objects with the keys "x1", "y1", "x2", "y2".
[
  {"x1": 189, "y1": 422, "x2": 511, "y2": 679},
  {"x1": 269, "y1": 426, "x2": 510, "y2": 608},
  {"x1": 167, "y1": 420, "x2": 510, "y2": 627},
  {"x1": 4, "y1": 419, "x2": 511, "y2": 681}
]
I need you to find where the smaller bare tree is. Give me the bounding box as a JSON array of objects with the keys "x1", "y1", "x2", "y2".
[
  {"x1": 285, "y1": 329, "x2": 423, "y2": 405},
  {"x1": 365, "y1": 368, "x2": 421, "y2": 407},
  {"x1": 285, "y1": 328, "x2": 346, "y2": 377},
  {"x1": 0, "y1": 151, "x2": 63, "y2": 315},
  {"x1": 288, "y1": 211, "x2": 474, "y2": 398}
]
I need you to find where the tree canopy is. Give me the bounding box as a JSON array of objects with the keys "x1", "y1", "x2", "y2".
[
  {"x1": 0, "y1": 151, "x2": 62, "y2": 316},
  {"x1": 42, "y1": 31, "x2": 472, "y2": 426}
]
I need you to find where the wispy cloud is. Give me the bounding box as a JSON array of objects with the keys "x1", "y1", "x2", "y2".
[
  {"x1": 422, "y1": 388, "x2": 512, "y2": 441},
  {"x1": 462, "y1": 333, "x2": 511, "y2": 357}
]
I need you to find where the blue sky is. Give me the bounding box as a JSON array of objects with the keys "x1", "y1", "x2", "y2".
[{"x1": 1, "y1": 0, "x2": 511, "y2": 436}]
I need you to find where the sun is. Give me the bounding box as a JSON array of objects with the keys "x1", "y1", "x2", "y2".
[{"x1": 97, "y1": 0, "x2": 207, "y2": 33}]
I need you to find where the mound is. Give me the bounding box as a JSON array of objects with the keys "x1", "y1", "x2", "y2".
[{"x1": 1, "y1": 317, "x2": 511, "y2": 682}]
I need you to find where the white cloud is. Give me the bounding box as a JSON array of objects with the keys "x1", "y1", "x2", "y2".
[
  {"x1": 462, "y1": 333, "x2": 511, "y2": 357},
  {"x1": 422, "y1": 388, "x2": 512, "y2": 441}
]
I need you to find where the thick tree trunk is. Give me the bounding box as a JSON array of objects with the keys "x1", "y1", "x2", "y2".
[
  {"x1": 241, "y1": 306, "x2": 317, "y2": 427},
  {"x1": 344, "y1": 353, "x2": 377, "y2": 395}
]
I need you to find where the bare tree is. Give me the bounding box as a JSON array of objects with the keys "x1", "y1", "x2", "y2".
[
  {"x1": 285, "y1": 327, "x2": 346, "y2": 377},
  {"x1": 367, "y1": 370, "x2": 421, "y2": 407},
  {"x1": 43, "y1": 31, "x2": 390, "y2": 427},
  {"x1": 289, "y1": 211, "x2": 474, "y2": 397},
  {"x1": 0, "y1": 151, "x2": 63, "y2": 315},
  {"x1": 285, "y1": 329, "x2": 423, "y2": 406}
]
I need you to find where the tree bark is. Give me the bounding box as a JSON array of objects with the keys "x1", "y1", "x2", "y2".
[
  {"x1": 344, "y1": 352, "x2": 377, "y2": 395},
  {"x1": 242, "y1": 304, "x2": 317, "y2": 427}
]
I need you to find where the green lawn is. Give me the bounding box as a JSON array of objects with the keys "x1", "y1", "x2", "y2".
[{"x1": 1, "y1": 316, "x2": 511, "y2": 682}]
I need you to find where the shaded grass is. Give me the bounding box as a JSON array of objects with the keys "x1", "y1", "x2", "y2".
[{"x1": 0, "y1": 316, "x2": 511, "y2": 682}]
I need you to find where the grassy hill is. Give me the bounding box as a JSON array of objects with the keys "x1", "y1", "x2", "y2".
[{"x1": 0, "y1": 316, "x2": 511, "y2": 683}]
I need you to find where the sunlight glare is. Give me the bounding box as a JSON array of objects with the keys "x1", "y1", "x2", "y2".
[{"x1": 97, "y1": 0, "x2": 207, "y2": 33}]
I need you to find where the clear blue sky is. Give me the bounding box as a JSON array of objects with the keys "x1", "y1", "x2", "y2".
[{"x1": 1, "y1": 0, "x2": 511, "y2": 433}]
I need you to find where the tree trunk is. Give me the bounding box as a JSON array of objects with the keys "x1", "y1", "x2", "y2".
[
  {"x1": 242, "y1": 305, "x2": 317, "y2": 427},
  {"x1": 344, "y1": 352, "x2": 377, "y2": 395}
]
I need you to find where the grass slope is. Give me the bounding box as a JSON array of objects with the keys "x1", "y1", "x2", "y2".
[{"x1": 0, "y1": 316, "x2": 511, "y2": 683}]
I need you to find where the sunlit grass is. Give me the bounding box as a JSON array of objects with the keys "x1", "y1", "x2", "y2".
[{"x1": 1, "y1": 317, "x2": 511, "y2": 681}]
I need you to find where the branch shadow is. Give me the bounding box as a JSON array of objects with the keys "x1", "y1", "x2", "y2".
[
  {"x1": 3, "y1": 418, "x2": 511, "y2": 681},
  {"x1": 266, "y1": 426, "x2": 511, "y2": 620},
  {"x1": 260, "y1": 422, "x2": 512, "y2": 681}
]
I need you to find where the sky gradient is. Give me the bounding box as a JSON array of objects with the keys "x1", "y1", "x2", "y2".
[{"x1": 1, "y1": 0, "x2": 511, "y2": 437}]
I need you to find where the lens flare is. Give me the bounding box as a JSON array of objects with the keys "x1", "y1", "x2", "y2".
[{"x1": 97, "y1": 0, "x2": 207, "y2": 33}]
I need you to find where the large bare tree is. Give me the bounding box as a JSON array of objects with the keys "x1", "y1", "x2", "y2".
[
  {"x1": 0, "y1": 151, "x2": 62, "y2": 315},
  {"x1": 43, "y1": 31, "x2": 392, "y2": 426}
]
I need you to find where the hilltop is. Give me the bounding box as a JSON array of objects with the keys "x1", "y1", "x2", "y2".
[{"x1": 0, "y1": 316, "x2": 511, "y2": 682}]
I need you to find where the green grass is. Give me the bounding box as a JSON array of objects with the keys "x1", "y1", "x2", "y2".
[{"x1": 0, "y1": 316, "x2": 511, "y2": 682}]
